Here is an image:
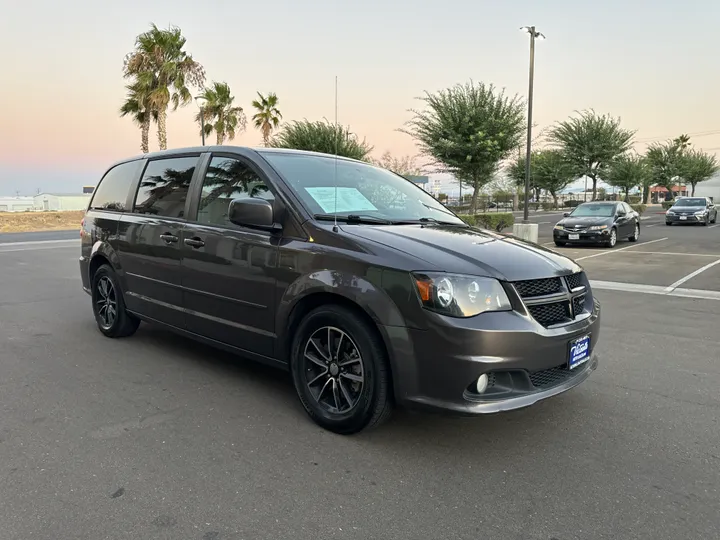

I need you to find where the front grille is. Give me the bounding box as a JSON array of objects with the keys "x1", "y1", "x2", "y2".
[
  {"x1": 564, "y1": 225, "x2": 587, "y2": 232},
  {"x1": 527, "y1": 301, "x2": 571, "y2": 327},
  {"x1": 572, "y1": 294, "x2": 586, "y2": 315},
  {"x1": 566, "y1": 272, "x2": 584, "y2": 290},
  {"x1": 514, "y1": 277, "x2": 563, "y2": 298},
  {"x1": 529, "y1": 366, "x2": 575, "y2": 389}
]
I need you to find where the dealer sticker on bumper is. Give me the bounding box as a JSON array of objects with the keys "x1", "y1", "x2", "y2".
[{"x1": 569, "y1": 334, "x2": 591, "y2": 370}]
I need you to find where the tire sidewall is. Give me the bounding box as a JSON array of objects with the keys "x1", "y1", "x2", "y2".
[
  {"x1": 290, "y1": 307, "x2": 382, "y2": 432},
  {"x1": 608, "y1": 228, "x2": 617, "y2": 247},
  {"x1": 91, "y1": 265, "x2": 123, "y2": 336}
]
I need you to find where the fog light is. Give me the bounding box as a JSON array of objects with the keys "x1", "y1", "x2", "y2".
[{"x1": 476, "y1": 374, "x2": 489, "y2": 394}]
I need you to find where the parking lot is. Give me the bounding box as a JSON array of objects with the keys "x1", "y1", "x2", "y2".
[{"x1": 1, "y1": 216, "x2": 719, "y2": 540}]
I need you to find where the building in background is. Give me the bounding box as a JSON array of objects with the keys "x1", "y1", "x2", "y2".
[
  {"x1": 33, "y1": 192, "x2": 91, "y2": 211},
  {"x1": 0, "y1": 196, "x2": 34, "y2": 212}
]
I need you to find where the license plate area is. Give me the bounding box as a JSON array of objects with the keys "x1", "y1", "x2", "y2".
[
  {"x1": 680, "y1": 216, "x2": 687, "y2": 220},
  {"x1": 568, "y1": 334, "x2": 591, "y2": 370},
  {"x1": 569, "y1": 233, "x2": 580, "y2": 240}
]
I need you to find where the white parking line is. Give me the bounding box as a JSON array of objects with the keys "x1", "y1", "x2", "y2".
[
  {"x1": 645, "y1": 224, "x2": 656, "y2": 228},
  {"x1": 709, "y1": 224, "x2": 719, "y2": 229},
  {"x1": 617, "y1": 251, "x2": 720, "y2": 258},
  {"x1": 0, "y1": 244, "x2": 78, "y2": 253},
  {"x1": 574, "y1": 238, "x2": 668, "y2": 261},
  {"x1": 664, "y1": 259, "x2": 720, "y2": 292},
  {"x1": 0, "y1": 238, "x2": 78, "y2": 247},
  {"x1": 590, "y1": 280, "x2": 720, "y2": 301}
]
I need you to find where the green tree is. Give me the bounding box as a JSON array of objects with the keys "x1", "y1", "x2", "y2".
[
  {"x1": 371, "y1": 151, "x2": 423, "y2": 177},
  {"x1": 605, "y1": 154, "x2": 649, "y2": 201},
  {"x1": 119, "y1": 80, "x2": 158, "y2": 154},
  {"x1": 678, "y1": 148, "x2": 719, "y2": 196},
  {"x1": 673, "y1": 134, "x2": 692, "y2": 150},
  {"x1": 533, "y1": 150, "x2": 575, "y2": 208},
  {"x1": 547, "y1": 109, "x2": 635, "y2": 201},
  {"x1": 507, "y1": 153, "x2": 542, "y2": 203},
  {"x1": 252, "y1": 92, "x2": 282, "y2": 146},
  {"x1": 645, "y1": 141, "x2": 683, "y2": 200},
  {"x1": 402, "y1": 81, "x2": 526, "y2": 213},
  {"x1": 194, "y1": 82, "x2": 246, "y2": 145},
  {"x1": 270, "y1": 119, "x2": 373, "y2": 160},
  {"x1": 123, "y1": 23, "x2": 205, "y2": 150}
]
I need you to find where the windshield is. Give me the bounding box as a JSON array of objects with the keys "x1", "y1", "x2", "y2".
[
  {"x1": 569, "y1": 204, "x2": 617, "y2": 218},
  {"x1": 260, "y1": 152, "x2": 465, "y2": 225},
  {"x1": 674, "y1": 198, "x2": 706, "y2": 207}
]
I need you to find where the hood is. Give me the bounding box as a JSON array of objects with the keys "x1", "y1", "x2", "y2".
[
  {"x1": 669, "y1": 206, "x2": 705, "y2": 213},
  {"x1": 340, "y1": 224, "x2": 582, "y2": 282},
  {"x1": 557, "y1": 216, "x2": 613, "y2": 227}
]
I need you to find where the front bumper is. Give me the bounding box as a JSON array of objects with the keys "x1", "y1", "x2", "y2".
[
  {"x1": 387, "y1": 298, "x2": 601, "y2": 415},
  {"x1": 665, "y1": 214, "x2": 705, "y2": 224},
  {"x1": 553, "y1": 228, "x2": 610, "y2": 243}
]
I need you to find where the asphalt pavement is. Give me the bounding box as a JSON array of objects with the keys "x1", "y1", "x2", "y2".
[{"x1": 1, "y1": 218, "x2": 719, "y2": 540}]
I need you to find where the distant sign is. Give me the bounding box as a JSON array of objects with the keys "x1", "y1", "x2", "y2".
[
  {"x1": 406, "y1": 175, "x2": 429, "y2": 184},
  {"x1": 83, "y1": 186, "x2": 95, "y2": 194}
]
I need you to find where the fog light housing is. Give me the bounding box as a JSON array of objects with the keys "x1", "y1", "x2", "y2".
[{"x1": 476, "y1": 374, "x2": 489, "y2": 394}]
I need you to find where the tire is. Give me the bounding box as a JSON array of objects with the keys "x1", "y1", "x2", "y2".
[
  {"x1": 629, "y1": 223, "x2": 640, "y2": 242},
  {"x1": 701, "y1": 216, "x2": 709, "y2": 226},
  {"x1": 606, "y1": 227, "x2": 617, "y2": 248},
  {"x1": 290, "y1": 305, "x2": 393, "y2": 434},
  {"x1": 666, "y1": 222, "x2": 672, "y2": 226},
  {"x1": 91, "y1": 264, "x2": 140, "y2": 338}
]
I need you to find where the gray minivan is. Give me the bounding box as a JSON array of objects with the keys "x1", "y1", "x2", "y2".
[{"x1": 80, "y1": 146, "x2": 601, "y2": 434}]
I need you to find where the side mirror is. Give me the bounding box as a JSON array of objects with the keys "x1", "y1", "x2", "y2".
[
  {"x1": 616, "y1": 209, "x2": 627, "y2": 217},
  {"x1": 563, "y1": 212, "x2": 570, "y2": 217},
  {"x1": 228, "y1": 198, "x2": 279, "y2": 231}
]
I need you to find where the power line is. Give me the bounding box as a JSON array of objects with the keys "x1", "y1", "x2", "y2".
[{"x1": 635, "y1": 129, "x2": 720, "y2": 143}]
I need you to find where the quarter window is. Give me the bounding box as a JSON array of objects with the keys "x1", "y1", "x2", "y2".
[
  {"x1": 90, "y1": 160, "x2": 141, "y2": 211},
  {"x1": 196, "y1": 157, "x2": 274, "y2": 228},
  {"x1": 134, "y1": 157, "x2": 198, "y2": 218}
]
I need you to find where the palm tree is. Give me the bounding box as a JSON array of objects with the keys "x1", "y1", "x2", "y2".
[
  {"x1": 119, "y1": 80, "x2": 158, "y2": 154},
  {"x1": 194, "y1": 82, "x2": 246, "y2": 145},
  {"x1": 123, "y1": 23, "x2": 205, "y2": 150},
  {"x1": 251, "y1": 92, "x2": 282, "y2": 146}
]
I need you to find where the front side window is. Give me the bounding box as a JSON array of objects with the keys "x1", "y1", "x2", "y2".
[
  {"x1": 90, "y1": 160, "x2": 141, "y2": 211},
  {"x1": 134, "y1": 156, "x2": 198, "y2": 218},
  {"x1": 259, "y1": 151, "x2": 463, "y2": 225},
  {"x1": 196, "y1": 157, "x2": 274, "y2": 228}
]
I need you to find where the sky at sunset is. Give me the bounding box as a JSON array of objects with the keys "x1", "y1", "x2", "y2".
[{"x1": 1, "y1": 0, "x2": 718, "y2": 196}]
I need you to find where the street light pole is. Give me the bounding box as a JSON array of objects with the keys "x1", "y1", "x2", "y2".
[
  {"x1": 520, "y1": 26, "x2": 544, "y2": 224},
  {"x1": 200, "y1": 107, "x2": 206, "y2": 146},
  {"x1": 195, "y1": 96, "x2": 207, "y2": 146}
]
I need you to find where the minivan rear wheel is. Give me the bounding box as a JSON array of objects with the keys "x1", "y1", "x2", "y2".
[
  {"x1": 91, "y1": 264, "x2": 139, "y2": 338},
  {"x1": 290, "y1": 305, "x2": 392, "y2": 434}
]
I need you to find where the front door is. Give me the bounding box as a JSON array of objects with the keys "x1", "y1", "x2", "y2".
[
  {"x1": 117, "y1": 155, "x2": 200, "y2": 329},
  {"x1": 181, "y1": 154, "x2": 278, "y2": 357}
]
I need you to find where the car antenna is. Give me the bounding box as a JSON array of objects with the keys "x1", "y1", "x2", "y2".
[{"x1": 332, "y1": 75, "x2": 339, "y2": 233}]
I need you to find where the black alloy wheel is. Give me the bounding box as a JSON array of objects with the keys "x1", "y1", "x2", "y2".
[
  {"x1": 629, "y1": 223, "x2": 640, "y2": 242},
  {"x1": 91, "y1": 264, "x2": 140, "y2": 338},
  {"x1": 290, "y1": 305, "x2": 392, "y2": 434},
  {"x1": 606, "y1": 227, "x2": 618, "y2": 248}
]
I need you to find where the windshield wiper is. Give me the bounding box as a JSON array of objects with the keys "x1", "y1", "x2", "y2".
[
  {"x1": 313, "y1": 213, "x2": 394, "y2": 225},
  {"x1": 418, "y1": 217, "x2": 468, "y2": 226}
]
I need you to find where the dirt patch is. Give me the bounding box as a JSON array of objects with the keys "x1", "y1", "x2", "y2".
[{"x1": 0, "y1": 211, "x2": 84, "y2": 233}]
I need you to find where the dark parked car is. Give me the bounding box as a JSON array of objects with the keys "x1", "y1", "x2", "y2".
[
  {"x1": 80, "y1": 147, "x2": 601, "y2": 434},
  {"x1": 553, "y1": 201, "x2": 640, "y2": 248},
  {"x1": 665, "y1": 197, "x2": 717, "y2": 226}
]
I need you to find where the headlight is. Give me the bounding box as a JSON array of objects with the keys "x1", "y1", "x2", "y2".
[
  {"x1": 412, "y1": 272, "x2": 511, "y2": 318},
  {"x1": 589, "y1": 224, "x2": 608, "y2": 230},
  {"x1": 694, "y1": 210, "x2": 707, "y2": 216},
  {"x1": 666, "y1": 211, "x2": 675, "y2": 215},
  {"x1": 553, "y1": 224, "x2": 564, "y2": 230}
]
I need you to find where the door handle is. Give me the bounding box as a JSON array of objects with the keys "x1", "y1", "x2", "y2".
[
  {"x1": 184, "y1": 237, "x2": 205, "y2": 248},
  {"x1": 160, "y1": 233, "x2": 178, "y2": 243}
]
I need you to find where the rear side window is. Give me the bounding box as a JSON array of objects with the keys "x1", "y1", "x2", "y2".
[
  {"x1": 134, "y1": 157, "x2": 198, "y2": 218},
  {"x1": 90, "y1": 160, "x2": 140, "y2": 211}
]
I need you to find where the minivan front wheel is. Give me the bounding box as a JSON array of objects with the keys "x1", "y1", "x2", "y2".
[
  {"x1": 91, "y1": 264, "x2": 139, "y2": 338},
  {"x1": 290, "y1": 305, "x2": 392, "y2": 434}
]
